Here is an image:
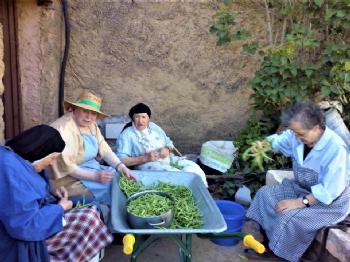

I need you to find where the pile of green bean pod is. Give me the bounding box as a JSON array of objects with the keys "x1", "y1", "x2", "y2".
[
  {"x1": 127, "y1": 194, "x2": 172, "y2": 217},
  {"x1": 119, "y1": 178, "x2": 203, "y2": 229},
  {"x1": 154, "y1": 182, "x2": 203, "y2": 229},
  {"x1": 119, "y1": 176, "x2": 145, "y2": 197},
  {"x1": 153, "y1": 182, "x2": 192, "y2": 199}
]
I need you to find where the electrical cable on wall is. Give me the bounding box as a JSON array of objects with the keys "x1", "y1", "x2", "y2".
[{"x1": 59, "y1": 0, "x2": 70, "y2": 116}]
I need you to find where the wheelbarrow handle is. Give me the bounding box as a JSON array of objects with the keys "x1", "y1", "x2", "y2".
[
  {"x1": 123, "y1": 234, "x2": 135, "y2": 255},
  {"x1": 243, "y1": 234, "x2": 265, "y2": 254},
  {"x1": 197, "y1": 233, "x2": 265, "y2": 254}
]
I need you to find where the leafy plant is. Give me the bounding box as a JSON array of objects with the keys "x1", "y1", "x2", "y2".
[
  {"x1": 286, "y1": 24, "x2": 320, "y2": 49},
  {"x1": 209, "y1": 0, "x2": 350, "y2": 198},
  {"x1": 209, "y1": 2, "x2": 252, "y2": 46},
  {"x1": 209, "y1": 6, "x2": 236, "y2": 46},
  {"x1": 325, "y1": 61, "x2": 350, "y2": 103},
  {"x1": 242, "y1": 41, "x2": 259, "y2": 55},
  {"x1": 222, "y1": 117, "x2": 289, "y2": 197}
]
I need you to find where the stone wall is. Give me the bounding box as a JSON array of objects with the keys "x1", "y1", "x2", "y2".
[
  {"x1": 0, "y1": 23, "x2": 4, "y2": 143},
  {"x1": 17, "y1": 0, "x2": 268, "y2": 152}
]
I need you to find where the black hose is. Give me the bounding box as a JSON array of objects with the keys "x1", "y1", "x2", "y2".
[{"x1": 59, "y1": 0, "x2": 70, "y2": 116}]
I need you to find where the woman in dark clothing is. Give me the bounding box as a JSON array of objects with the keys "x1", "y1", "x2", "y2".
[{"x1": 0, "y1": 125, "x2": 112, "y2": 262}]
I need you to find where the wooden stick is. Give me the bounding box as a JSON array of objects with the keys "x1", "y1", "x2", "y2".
[
  {"x1": 173, "y1": 146, "x2": 183, "y2": 157},
  {"x1": 206, "y1": 174, "x2": 245, "y2": 180}
]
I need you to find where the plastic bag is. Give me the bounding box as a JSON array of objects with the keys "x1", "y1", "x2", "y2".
[
  {"x1": 199, "y1": 141, "x2": 237, "y2": 173},
  {"x1": 325, "y1": 108, "x2": 350, "y2": 148}
]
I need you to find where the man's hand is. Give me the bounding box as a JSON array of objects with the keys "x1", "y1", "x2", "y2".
[
  {"x1": 275, "y1": 198, "x2": 304, "y2": 214},
  {"x1": 159, "y1": 147, "x2": 170, "y2": 159},
  {"x1": 95, "y1": 170, "x2": 114, "y2": 184}
]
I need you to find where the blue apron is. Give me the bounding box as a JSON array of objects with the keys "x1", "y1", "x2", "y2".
[{"x1": 80, "y1": 132, "x2": 115, "y2": 206}]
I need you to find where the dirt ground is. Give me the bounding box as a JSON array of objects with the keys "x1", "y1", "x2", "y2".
[
  {"x1": 101, "y1": 222, "x2": 284, "y2": 262},
  {"x1": 102, "y1": 235, "x2": 252, "y2": 262}
]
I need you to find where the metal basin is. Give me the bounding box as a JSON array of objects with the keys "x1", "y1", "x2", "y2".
[{"x1": 126, "y1": 190, "x2": 174, "y2": 229}]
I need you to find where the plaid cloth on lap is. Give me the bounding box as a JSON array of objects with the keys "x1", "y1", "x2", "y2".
[{"x1": 46, "y1": 207, "x2": 113, "y2": 262}]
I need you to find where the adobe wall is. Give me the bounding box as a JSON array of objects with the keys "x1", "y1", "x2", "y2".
[{"x1": 17, "y1": 0, "x2": 267, "y2": 152}]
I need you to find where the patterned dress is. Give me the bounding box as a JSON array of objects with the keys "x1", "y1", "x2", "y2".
[
  {"x1": 247, "y1": 163, "x2": 350, "y2": 261},
  {"x1": 46, "y1": 207, "x2": 113, "y2": 262},
  {"x1": 246, "y1": 128, "x2": 350, "y2": 262}
]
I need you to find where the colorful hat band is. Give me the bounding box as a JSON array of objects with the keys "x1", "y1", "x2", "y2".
[{"x1": 75, "y1": 99, "x2": 101, "y2": 110}]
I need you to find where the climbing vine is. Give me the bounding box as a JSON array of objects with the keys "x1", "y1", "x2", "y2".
[{"x1": 210, "y1": 0, "x2": 350, "y2": 196}]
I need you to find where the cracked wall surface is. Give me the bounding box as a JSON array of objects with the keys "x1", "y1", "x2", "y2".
[{"x1": 17, "y1": 0, "x2": 267, "y2": 152}]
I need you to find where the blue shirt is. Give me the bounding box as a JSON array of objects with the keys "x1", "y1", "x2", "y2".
[
  {"x1": 0, "y1": 146, "x2": 64, "y2": 260},
  {"x1": 268, "y1": 127, "x2": 350, "y2": 204},
  {"x1": 116, "y1": 122, "x2": 174, "y2": 159}
]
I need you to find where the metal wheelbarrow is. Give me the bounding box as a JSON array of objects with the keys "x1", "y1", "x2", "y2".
[{"x1": 110, "y1": 171, "x2": 264, "y2": 262}]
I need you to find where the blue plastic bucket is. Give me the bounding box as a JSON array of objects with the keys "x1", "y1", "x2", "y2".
[{"x1": 211, "y1": 200, "x2": 246, "y2": 246}]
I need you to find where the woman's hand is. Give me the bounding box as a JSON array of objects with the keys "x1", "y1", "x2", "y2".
[
  {"x1": 95, "y1": 170, "x2": 114, "y2": 184},
  {"x1": 119, "y1": 164, "x2": 136, "y2": 181},
  {"x1": 159, "y1": 147, "x2": 170, "y2": 159},
  {"x1": 32, "y1": 152, "x2": 61, "y2": 172},
  {"x1": 145, "y1": 151, "x2": 159, "y2": 162},
  {"x1": 275, "y1": 198, "x2": 304, "y2": 214},
  {"x1": 56, "y1": 186, "x2": 73, "y2": 212}
]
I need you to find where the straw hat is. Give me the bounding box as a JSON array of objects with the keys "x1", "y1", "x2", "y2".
[{"x1": 64, "y1": 91, "x2": 108, "y2": 119}]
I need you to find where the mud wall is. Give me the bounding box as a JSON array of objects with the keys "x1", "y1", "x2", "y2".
[{"x1": 17, "y1": 0, "x2": 267, "y2": 152}]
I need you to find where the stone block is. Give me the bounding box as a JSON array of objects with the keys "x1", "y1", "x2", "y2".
[
  {"x1": 316, "y1": 224, "x2": 350, "y2": 262},
  {"x1": 265, "y1": 170, "x2": 294, "y2": 185}
]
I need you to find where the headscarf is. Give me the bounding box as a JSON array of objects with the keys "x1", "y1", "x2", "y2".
[
  {"x1": 128, "y1": 103, "x2": 151, "y2": 119},
  {"x1": 122, "y1": 103, "x2": 152, "y2": 132},
  {"x1": 5, "y1": 125, "x2": 65, "y2": 162}
]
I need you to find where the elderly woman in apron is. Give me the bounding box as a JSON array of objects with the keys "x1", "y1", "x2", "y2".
[
  {"x1": 116, "y1": 103, "x2": 208, "y2": 187},
  {"x1": 49, "y1": 91, "x2": 134, "y2": 206},
  {"x1": 246, "y1": 101, "x2": 350, "y2": 262}
]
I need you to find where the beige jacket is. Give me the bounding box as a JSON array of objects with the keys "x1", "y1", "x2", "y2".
[{"x1": 48, "y1": 112, "x2": 115, "y2": 196}]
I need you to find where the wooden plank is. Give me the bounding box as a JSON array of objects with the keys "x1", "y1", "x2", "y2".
[
  {"x1": 0, "y1": 0, "x2": 22, "y2": 139},
  {"x1": 8, "y1": 0, "x2": 21, "y2": 136},
  {"x1": 206, "y1": 174, "x2": 244, "y2": 180}
]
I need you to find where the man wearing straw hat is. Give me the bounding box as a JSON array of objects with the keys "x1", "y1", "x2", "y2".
[{"x1": 48, "y1": 91, "x2": 134, "y2": 206}]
